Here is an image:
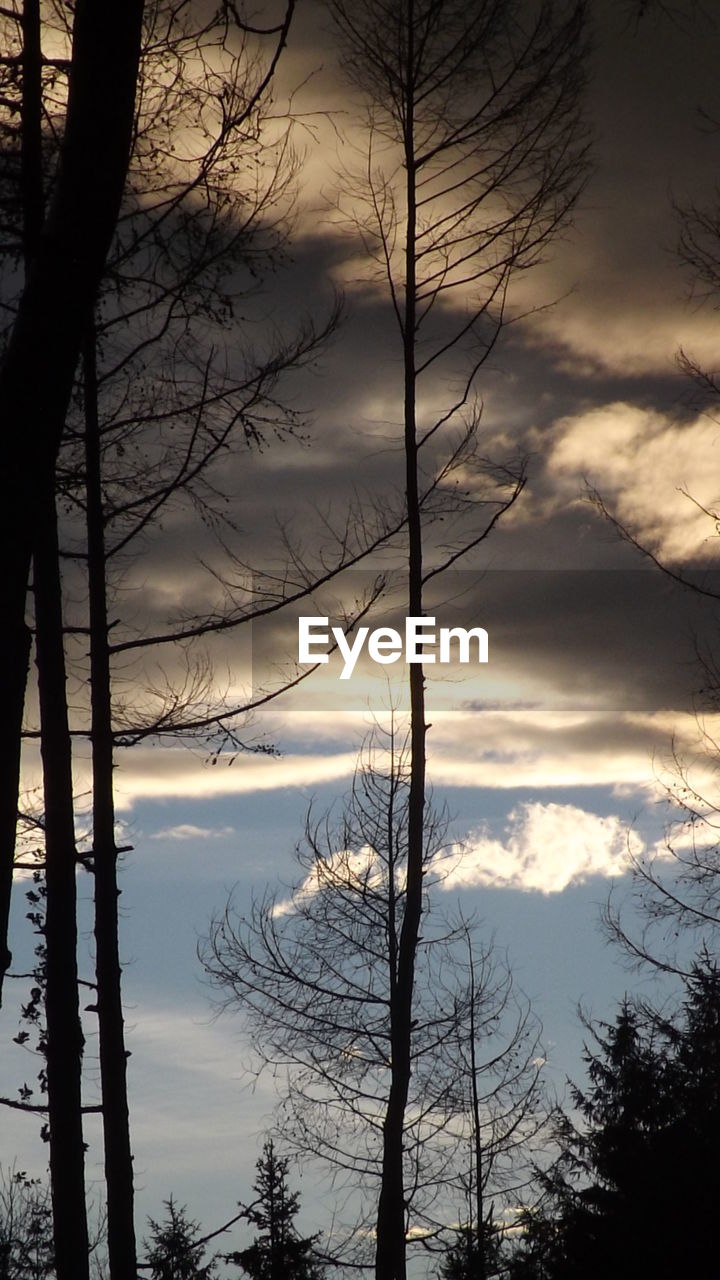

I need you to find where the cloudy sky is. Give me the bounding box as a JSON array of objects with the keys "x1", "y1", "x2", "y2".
[{"x1": 6, "y1": 0, "x2": 720, "y2": 1265}]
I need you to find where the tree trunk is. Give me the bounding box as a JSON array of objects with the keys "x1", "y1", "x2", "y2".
[
  {"x1": 10, "y1": 8, "x2": 91, "y2": 1267},
  {"x1": 468, "y1": 940, "x2": 487, "y2": 1280},
  {"x1": 34, "y1": 480, "x2": 90, "y2": 1280},
  {"x1": 0, "y1": 0, "x2": 43, "y2": 1003},
  {"x1": 375, "y1": 10, "x2": 425, "y2": 1276},
  {"x1": 85, "y1": 328, "x2": 138, "y2": 1280},
  {"x1": 0, "y1": 0, "x2": 144, "y2": 1008}
]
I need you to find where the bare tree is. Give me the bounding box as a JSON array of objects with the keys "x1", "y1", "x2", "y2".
[
  {"x1": 204, "y1": 727, "x2": 547, "y2": 1275},
  {"x1": 0, "y1": 1164, "x2": 54, "y2": 1280},
  {"x1": 1, "y1": 7, "x2": 92, "y2": 1272},
  {"x1": 71, "y1": 11, "x2": 306, "y2": 1275},
  {"x1": 318, "y1": 3, "x2": 588, "y2": 1275},
  {"x1": 1, "y1": 4, "x2": 328, "y2": 1276},
  {"x1": 0, "y1": 0, "x2": 144, "y2": 1005}
]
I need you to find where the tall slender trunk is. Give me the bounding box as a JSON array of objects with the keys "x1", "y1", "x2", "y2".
[
  {"x1": 0, "y1": 612, "x2": 29, "y2": 999},
  {"x1": 468, "y1": 942, "x2": 487, "y2": 1280},
  {"x1": 21, "y1": 6, "x2": 90, "y2": 1274},
  {"x1": 0, "y1": 0, "x2": 43, "y2": 1003},
  {"x1": 2, "y1": 0, "x2": 144, "y2": 1260},
  {"x1": 34, "y1": 479, "x2": 90, "y2": 1280},
  {"x1": 20, "y1": 0, "x2": 43, "y2": 255},
  {"x1": 0, "y1": 0, "x2": 144, "y2": 1009},
  {"x1": 84, "y1": 327, "x2": 137, "y2": 1280},
  {"x1": 375, "y1": 8, "x2": 425, "y2": 1278}
]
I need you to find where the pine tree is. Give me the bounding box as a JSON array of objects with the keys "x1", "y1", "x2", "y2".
[
  {"x1": 507, "y1": 960, "x2": 720, "y2": 1279},
  {"x1": 144, "y1": 1199, "x2": 216, "y2": 1280},
  {"x1": 229, "y1": 1142, "x2": 322, "y2": 1280},
  {"x1": 440, "y1": 1223, "x2": 502, "y2": 1280}
]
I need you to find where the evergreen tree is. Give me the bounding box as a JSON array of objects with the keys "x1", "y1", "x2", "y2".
[
  {"x1": 440, "y1": 1222, "x2": 502, "y2": 1280},
  {"x1": 228, "y1": 1142, "x2": 322, "y2": 1280},
  {"x1": 144, "y1": 1199, "x2": 216, "y2": 1280},
  {"x1": 507, "y1": 959, "x2": 720, "y2": 1279}
]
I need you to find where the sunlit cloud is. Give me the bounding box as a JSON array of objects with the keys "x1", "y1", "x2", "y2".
[
  {"x1": 112, "y1": 748, "x2": 360, "y2": 809},
  {"x1": 546, "y1": 403, "x2": 720, "y2": 563},
  {"x1": 528, "y1": 286, "x2": 720, "y2": 378},
  {"x1": 269, "y1": 798, "x2": 662, "y2": 902},
  {"x1": 93, "y1": 707, "x2": 716, "y2": 809},
  {"x1": 428, "y1": 708, "x2": 714, "y2": 798},
  {"x1": 150, "y1": 823, "x2": 235, "y2": 841},
  {"x1": 272, "y1": 844, "x2": 382, "y2": 917},
  {"x1": 441, "y1": 801, "x2": 650, "y2": 894}
]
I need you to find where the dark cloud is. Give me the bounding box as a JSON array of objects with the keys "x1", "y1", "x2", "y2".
[{"x1": 50, "y1": 0, "x2": 720, "y2": 767}]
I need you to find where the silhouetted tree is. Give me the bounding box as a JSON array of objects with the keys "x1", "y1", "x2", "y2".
[
  {"x1": 1, "y1": 6, "x2": 91, "y2": 1273},
  {"x1": 439, "y1": 1222, "x2": 502, "y2": 1280},
  {"x1": 227, "y1": 1141, "x2": 322, "y2": 1280},
  {"x1": 0, "y1": 1165, "x2": 54, "y2": 1280},
  {"x1": 436, "y1": 920, "x2": 542, "y2": 1280},
  {"x1": 507, "y1": 959, "x2": 720, "y2": 1279},
  {"x1": 1, "y1": 6, "x2": 330, "y2": 1278},
  {"x1": 144, "y1": 1200, "x2": 217, "y2": 1280},
  {"x1": 0, "y1": 0, "x2": 144, "y2": 1008},
  {"x1": 205, "y1": 729, "x2": 547, "y2": 1273},
  {"x1": 77, "y1": 9, "x2": 299, "y2": 1264},
  {"x1": 324, "y1": 0, "x2": 588, "y2": 1270}
]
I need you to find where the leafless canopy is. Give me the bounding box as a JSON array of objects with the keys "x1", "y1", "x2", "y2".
[
  {"x1": 203, "y1": 727, "x2": 548, "y2": 1263},
  {"x1": 331, "y1": 0, "x2": 589, "y2": 379}
]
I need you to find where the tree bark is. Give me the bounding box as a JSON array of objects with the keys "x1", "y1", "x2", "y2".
[
  {"x1": 0, "y1": 0, "x2": 43, "y2": 1001},
  {"x1": 375, "y1": 10, "x2": 425, "y2": 1277},
  {"x1": 0, "y1": 0, "x2": 145, "y2": 1007},
  {"x1": 468, "y1": 940, "x2": 487, "y2": 1280},
  {"x1": 85, "y1": 329, "x2": 138, "y2": 1280},
  {"x1": 34, "y1": 479, "x2": 90, "y2": 1280}
]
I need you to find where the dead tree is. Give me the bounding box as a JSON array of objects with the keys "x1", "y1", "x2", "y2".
[
  {"x1": 0, "y1": 0, "x2": 144, "y2": 1007},
  {"x1": 325, "y1": 2, "x2": 588, "y2": 1274},
  {"x1": 204, "y1": 727, "x2": 548, "y2": 1273}
]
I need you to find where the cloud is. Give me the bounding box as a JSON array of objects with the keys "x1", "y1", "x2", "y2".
[
  {"x1": 95, "y1": 706, "x2": 716, "y2": 810},
  {"x1": 427, "y1": 707, "x2": 714, "y2": 799},
  {"x1": 267, "y1": 795, "x2": 665, "y2": 903},
  {"x1": 524, "y1": 266, "x2": 720, "y2": 379},
  {"x1": 546, "y1": 403, "x2": 720, "y2": 563},
  {"x1": 150, "y1": 823, "x2": 235, "y2": 841},
  {"x1": 112, "y1": 747, "x2": 359, "y2": 809},
  {"x1": 271, "y1": 844, "x2": 382, "y2": 917},
  {"x1": 441, "y1": 801, "x2": 650, "y2": 894}
]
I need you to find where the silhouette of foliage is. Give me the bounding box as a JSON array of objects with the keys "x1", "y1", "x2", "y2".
[
  {"x1": 506, "y1": 957, "x2": 720, "y2": 1279},
  {"x1": 0, "y1": 1165, "x2": 54, "y2": 1280},
  {"x1": 205, "y1": 730, "x2": 547, "y2": 1272},
  {"x1": 144, "y1": 1199, "x2": 217, "y2": 1280},
  {"x1": 439, "y1": 1221, "x2": 503, "y2": 1280},
  {"x1": 227, "y1": 1142, "x2": 322, "y2": 1280}
]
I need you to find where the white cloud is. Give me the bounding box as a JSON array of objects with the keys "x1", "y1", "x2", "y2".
[
  {"x1": 441, "y1": 801, "x2": 649, "y2": 894},
  {"x1": 112, "y1": 748, "x2": 359, "y2": 809},
  {"x1": 546, "y1": 403, "x2": 720, "y2": 563},
  {"x1": 271, "y1": 844, "x2": 382, "y2": 917},
  {"x1": 150, "y1": 823, "x2": 235, "y2": 841},
  {"x1": 270, "y1": 797, "x2": 664, "y2": 902},
  {"x1": 90, "y1": 707, "x2": 716, "y2": 810}
]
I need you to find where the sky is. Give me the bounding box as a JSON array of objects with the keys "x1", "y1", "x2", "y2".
[{"x1": 5, "y1": 0, "x2": 720, "y2": 1270}]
